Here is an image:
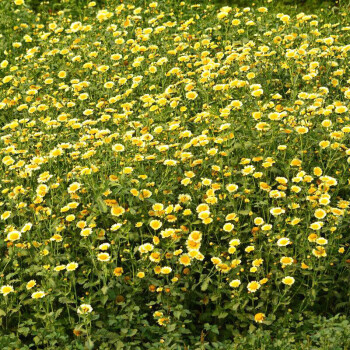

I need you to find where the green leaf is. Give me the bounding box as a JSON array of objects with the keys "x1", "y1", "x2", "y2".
[
  {"x1": 101, "y1": 295, "x2": 108, "y2": 305},
  {"x1": 128, "y1": 329, "x2": 137, "y2": 337},
  {"x1": 249, "y1": 324, "x2": 256, "y2": 334},
  {"x1": 116, "y1": 340, "x2": 124, "y2": 349},
  {"x1": 96, "y1": 197, "x2": 108, "y2": 213},
  {"x1": 101, "y1": 285, "x2": 109, "y2": 295},
  {"x1": 18, "y1": 327, "x2": 30, "y2": 336},
  {"x1": 201, "y1": 277, "x2": 211, "y2": 291},
  {"x1": 167, "y1": 324, "x2": 176, "y2": 332},
  {"x1": 58, "y1": 297, "x2": 75, "y2": 304},
  {"x1": 211, "y1": 325, "x2": 219, "y2": 335},
  {"x1": 121, "y1": 328, "x2": 128, "y2": 334},
  {"x1": 55, "y1": 308, "x2": 63, "y2": 319},
  {"x1": 85, "y1": 339, "x2": 94, "y2": 350},
  {"x1": 173, "y1": 310, "x2": 181, "y2": 319}
]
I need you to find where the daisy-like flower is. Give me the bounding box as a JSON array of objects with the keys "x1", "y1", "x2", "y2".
[
  {"x1": 66, "y1": 262, "x2": 79, "y2": 271},
  {"x1": 247, "y1": 281, "x2": 261, "y2": 293},
  {"x1": 254, "y1": 313, "x2": 265, "y2": 323},
  {"x1": 282, "y1": 276, "x2": 295, "y2": 286},
  {"x1": 277, "y1": 237, "x2": 291, "y2": 247},
  {"x1": 111, "y1": 206, "x2": 125, "y2": 216},
  {"x1": 54, "y1": 265, "x2": 66, "y2": 272},
  {"x1": 179, "y1": 254, "x2": 191, "y2": 266},
  {"x1": 80, "y1": 228, "x2": 92, "y2": 237},
  {"x1": 32, "y1": 291, "x2": 46, "y2": 299},
  {"x1": 242, "y1": 165, "x2": 255, "y2": 176},
  {"x1": 112, "y1": 143, "x2": 125, "y2": 152},
  {"x1": 229, "y1": 279, "x2": 241, "y2": 288},
  {"x1": 270, "y1": 207, "x2": 285, "y2": 216},
  {"x1": 77, "y1": 304, "x2": 93, "y2": 314},
  {"x1": 160, "y1": 266, "x2": 172, "y2": 274},
  {"x1": 97, "y1": 252, "x2": 111, "y2": 262},
  {"x1": 150, "y1": 220, "x2": 162, "y2": 230},
  {"x1": 312, "y1": 246, "x2": 327, "y2": 258},
  {"x1": 68, "y1": 182, "x2": 81, "y2": 193},
  {"x1": 26, "y1": 280, "x2": 36, "y2": 290},
  {"x1": 0, "y1": 285, "x2": 14, "y2": 296},
  {"x1": 7, "y1": 230, "x2": 21, "y2": 242},
  {"x1": 186, "y1": 91, "x2": 198, "y2": 100},
  {"x1": 280, "y1": 257, "x2": 293, "y2": 266},
  {"x1": 113, "y1": 267, "x2": 124, "y2": 276},
  {"x1": 99, "y1": 243, "x2": 110, "y2": 250}
]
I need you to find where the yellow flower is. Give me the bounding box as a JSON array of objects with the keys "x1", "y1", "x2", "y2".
[
  {"x1": 270, "y1": 207, "x2": 285, "y2": 216},
  {"x1": 7, "y1": 230, "x2": 21, "y2": 242},
  {"x1": 312, "y1": 246, "x2": 327, "y2": 258},
  {"x1": 81, "y1": 228, "x2": 92, "y2": 237},
  {"x1": 3, "y1": 76, "x2": 13, "y2": 83},
  {"x1": 247, "y1": 281, "x2": 261, "y2": 293},
  {"x1": 26, "y1": 280, "x2": 36, "y2": 290},
  {"x1": 77, "y1": 304, "x2": 93, "y2": 314},
  {"x1": 111, "y1": 206, "x2": 125, "y2": 217},
  {"x1": 149, "y1": 252, "x2": 161, "y2": 263},
  {"x1": 160, "y1": 266, "x2": 172, "y2": 274},
  {"x1": 229, "y1": 279, "x2": 241, "y2": 288},
  {"x1": 186, "y1": 91, "x2": 198, "y2": 100},
  {"x1": 282, "y1": 276, "x2": 295, "y2": 286},
  {"x1": 1, "y1": 211, "x2": 11, "y2": 220},
  {"x1": 0, "y1": 285, "x2": 14, "y2": 296},
  {"x1": 254, "y1": 217, "x2": 264, "y2": 226},
  {"x1": 251, "y1": 89, "x2": 263, "y2": 97},
  {"x1": 316, "y1": 237, "x2": 328, "y2": 245},
  {"x1": 295, "y1": 126, "x2": 309, "y2": 134},
  {"x1": 112, "y1": 144, "x2": 125, "y2": 152},
  {"x1": 314, "y1": 209, "x2": 326, "y2": 219},
  {"x1": 226, "y1": 184, "x2": 238, "y2": 193},
  {"x1": 66, "y1": 262, "x2": 79, "y2": 271},
  {"x1": 280, "y1": 257, "x2": 293, "y2": 266},
  {"x1": 179, "y1": 254, "x2": 191, "y2": 266},
  {"x1": 150, "y1": 220, "x2": 162, "y2": 230},
  {"x1": 186, "y1": 239, "x2": 201, "y2": 251},
  {"x1": 97, "y1": 253, "x2": 110, "y2": 262},
  {"x1": 188, "y1": 231, "x2": 202, "y2": 242},
  {"x1": 223, "y1": 223, "x2": 234, "y2": 232},
  {"x1": 68, "y1": 182, "x2": 81, "y2": 193},
  {"x1": 54, "y1": 265, "x2": 66, "y2": 272},
  {"x1": 254, "y1": 313, "x2": 265, "y2": 323},
  {"x1": 78, "y1": 93, "x2": 89, "y2": 100},
  {"x1": 66, "y1": 214, "x2": 75, "y2": 222},
  {"x1": 32, "y1": 291, "x2": 46, "y2": 299},
  {"x1": 277, "y1": 237, "x2": 291, "y2": 247},
  {"x1": 113, "y1": 267, "x2": 124, "y2": 276},
  {"x1": 245, "y1": 246, "x2": 255, "y2": 253}
]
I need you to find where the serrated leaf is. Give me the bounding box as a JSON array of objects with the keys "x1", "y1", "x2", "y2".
[
  {"x1": 201, "y1": 277, "x2": 210, "y2": 291},
  {"x1": 96, "y1": 197, "x2": 108, "y2": 213},
  {"x1": 58, "y1": 297, "x2": 75, "y2": 304}
]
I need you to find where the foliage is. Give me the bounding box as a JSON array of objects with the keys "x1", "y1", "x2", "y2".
[{"x1": 0, "y1": 0, "x2": 350, "y2": 347}]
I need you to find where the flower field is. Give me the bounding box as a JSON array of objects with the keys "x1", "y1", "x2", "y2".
[{"x1": 0, "y1": 0, "x2": 350, "y2": 348}]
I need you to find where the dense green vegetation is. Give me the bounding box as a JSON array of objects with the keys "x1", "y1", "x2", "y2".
[{"x1": 0, "y1": 0, "x2": 350, "y2": 348}]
